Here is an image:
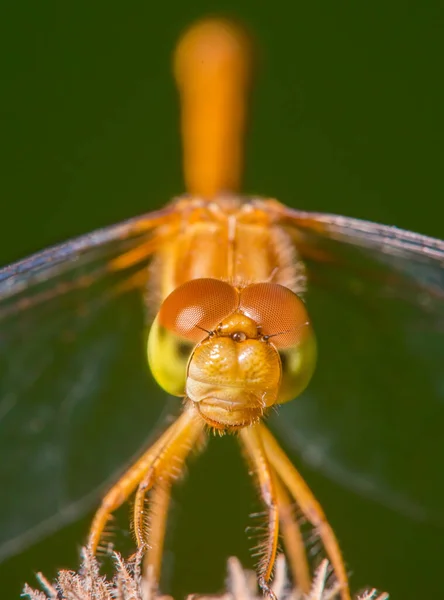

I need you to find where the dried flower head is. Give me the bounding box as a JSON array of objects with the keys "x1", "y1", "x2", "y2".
[{"x1": 22, "y1": 548, "x2": 388, "y2": 600}]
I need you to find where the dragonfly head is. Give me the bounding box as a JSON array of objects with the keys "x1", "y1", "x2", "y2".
[{"x1": 147, "y1": 278, "x2": 317, "y2": 431}]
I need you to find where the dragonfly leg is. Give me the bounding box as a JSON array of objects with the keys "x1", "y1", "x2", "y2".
[
  {"x1": 142, "y1": 481, "x2": 172, "y2": 591},
  {"x1": 259, "y1": 423, "x2": 351, "y2": 600},
  {"x1": 88, "y1": 405, "x2": 203, "y2": 554},
  {"x1": 132, "y1": 408, "x2": 204, "y2": 548},
  {"x1": 274, "y1": 475, "x2": 311, "y2": 594},
  {"x1": 239, "y1": 425, "x2": 279, "y2": 600}
]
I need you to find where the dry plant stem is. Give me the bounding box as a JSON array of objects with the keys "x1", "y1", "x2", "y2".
[
  {"x1": 88, "y1": 406, "x2": 204, "y2": 553},
  {"x1": 239, "y1": 426, "x2": 279, "y2": 600},
  {"x1": 259, "y1": 424, "x2": 350, "y2": 600},
  {"x1": 274, "y1": 474, "x2": 311, "y2": 594},
  {"x1": 23, "y1": 551, "x2": 389, "y2": 600}
]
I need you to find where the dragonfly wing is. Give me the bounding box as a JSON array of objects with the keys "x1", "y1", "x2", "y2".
[
  {"x1": 0, "y1": 205, "x2": 177, "y2": 308},
  {"x1": 268, "y1": 205, "x2": 444, "y2": 523},
  {"x1": 273, "y1": 205, "x2": 444, "y2": 301},
  {"x1": 0, "y1": 207, "x2": 177, "y2": 562}
]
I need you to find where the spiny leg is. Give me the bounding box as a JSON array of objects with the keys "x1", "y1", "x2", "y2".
[
  {"x1": 132, "y1": 409, "x2": 205, "y2": 547},
  {"x1": 88, "y1": 405, "x2": 203, "y2": 553},
  {"x1": 274, "y1": 474, "x2": 311, "y2": 594},
  {"x1": 134, "y1": 410, "x2": 205, "y2": 591},
  {"x1": 239, "y1": 425, "x2": 279, "y2": 600},
  {"x1": 259, "y1": 423, "x2": 350, "y2": 600},
  {"x1": 139, "y1": 422, "x2": 206, "y2": 590},
  {"x1": 88, "y1": 418, "x2": 180, "y2": 553},
  {"x1": 142, "y1": 481, "x2": 172, "y2": 592}
]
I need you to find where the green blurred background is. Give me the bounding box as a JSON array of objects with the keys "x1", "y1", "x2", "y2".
[{"x1": 0, "y1": 1, "x2": 443, "y2": 598}]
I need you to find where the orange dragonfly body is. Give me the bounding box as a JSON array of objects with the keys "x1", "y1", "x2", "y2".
[
  {"x1": 1, "y1": 17, "x2": 444, "y2": 600},
  {"x1": 86, "y1": 21, "x2": 349, "y2": 597}
]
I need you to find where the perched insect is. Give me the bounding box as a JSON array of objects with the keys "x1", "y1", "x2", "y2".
[{"x1": 1, "y1": 17, "x2": 443, "y2": 600}]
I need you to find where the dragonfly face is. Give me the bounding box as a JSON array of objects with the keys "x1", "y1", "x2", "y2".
[
  {"x1": 148, "y1": 277, "x2": 316, "y2": 429},
  {"x1": 0, "y1": 16, "x2": 443, "y2": 600}
]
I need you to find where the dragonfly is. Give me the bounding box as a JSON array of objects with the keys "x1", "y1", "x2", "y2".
[{"x1": 1, "y1": 16, "x2": 443, "y2": 600}]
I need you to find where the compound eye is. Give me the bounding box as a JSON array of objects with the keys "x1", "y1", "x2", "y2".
[
  {"x1": 158, "y1": 278, "x2": 239, "y2": 343},
  {"x1": 239, "y1": 283, "x2": 310, "y2": 348}
]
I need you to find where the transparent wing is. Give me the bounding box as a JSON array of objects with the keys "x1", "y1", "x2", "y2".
[
  {"x1": 0, "y1": 206, "x2": 177, "y2": 313},
  {"x1": 269, "y1": 205, "x2": 444, "y2": 523},
  {"x1": 274, "y1": 206, "x2": 444, "y2": 300},
  {"x1": 0, "y1": 206, "x2": 178, "y2": 562}
]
